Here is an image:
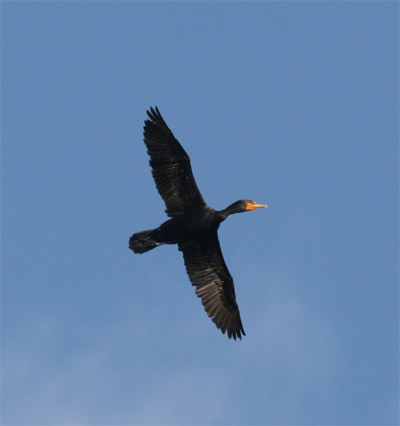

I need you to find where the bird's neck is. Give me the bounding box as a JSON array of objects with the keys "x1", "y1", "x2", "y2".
[{"x1": 218, "y1": 201, "x2": 244, "y2": 221}]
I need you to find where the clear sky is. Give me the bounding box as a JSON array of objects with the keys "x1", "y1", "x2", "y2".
[{"x1": 2, "y1": 2, "x2": 398, "y2": 425}]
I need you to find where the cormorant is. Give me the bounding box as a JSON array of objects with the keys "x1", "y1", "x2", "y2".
[{"x1": 129, "y1": 107, "x2": 268, "y2": 340}]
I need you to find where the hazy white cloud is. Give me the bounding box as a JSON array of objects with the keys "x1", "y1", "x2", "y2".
[
  {"x1": 2, "y1": 242, "x2": 346, "y2": 426},
  {"x1": 225, "y1": 263, "x2": 340, "y2": 424},
  {"x1": 3, "y1": 318, "x2": 119, "y2": 425},
  {"x1": 2, "y1": 306, "x2": 229, "y2": 425}
]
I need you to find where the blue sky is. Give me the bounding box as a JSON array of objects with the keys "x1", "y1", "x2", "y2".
[{"x1": 2, "y1": 2, "x2": 398, "y2": 425}]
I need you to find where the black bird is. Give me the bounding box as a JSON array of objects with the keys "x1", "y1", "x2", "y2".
[{"x1": 129, "y1": 107, "x2": 268, "y2": 340}]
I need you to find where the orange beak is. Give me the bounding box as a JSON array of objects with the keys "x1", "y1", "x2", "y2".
[{"x1": 246, "y1": 201, "x2": 269, "y2": 211}]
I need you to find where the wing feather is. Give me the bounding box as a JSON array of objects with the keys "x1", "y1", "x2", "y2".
[
  {"x1": 143, "y1": 107, "x2": 206, "y2": 217},
  {"x1": 178, "y1": 235, "x2": 245, "y2": 340}
]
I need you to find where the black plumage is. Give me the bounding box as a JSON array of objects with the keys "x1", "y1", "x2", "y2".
[{"x1": 129, "y1": 107, "x2": 268, "y2": 340}]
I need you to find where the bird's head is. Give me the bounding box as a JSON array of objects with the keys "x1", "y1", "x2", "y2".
[{"x1": 221, "y1": 199, "x2": 268, "y2": 218}]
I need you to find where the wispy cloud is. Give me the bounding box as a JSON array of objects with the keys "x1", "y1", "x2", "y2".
[{"x1": 3, "y1": 263, "x2": 341, "y2": 426}]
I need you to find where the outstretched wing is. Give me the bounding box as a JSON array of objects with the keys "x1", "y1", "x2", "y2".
[
  {"x1": 143, "y1": 107, "x2": 206, "y2": 217},
  {"x1": 179, "y1": 235, "x2": 245, "y2": 340}
]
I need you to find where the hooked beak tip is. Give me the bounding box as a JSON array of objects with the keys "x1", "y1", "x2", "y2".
[{"x1": 246, "y1": 201, "x2": 269, "y2": 211}]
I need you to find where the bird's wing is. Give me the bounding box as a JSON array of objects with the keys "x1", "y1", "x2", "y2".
[
  {"x1": 178, "y1": 235, "x2": 245, "y2": 340},
  {"x1": 143, "y1": 107, "x2": 206, "y2": 217}
]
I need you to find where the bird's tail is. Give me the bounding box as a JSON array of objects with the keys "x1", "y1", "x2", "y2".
[{"x1": 129, "y1": 229, "x2": 161, "y2": 254}]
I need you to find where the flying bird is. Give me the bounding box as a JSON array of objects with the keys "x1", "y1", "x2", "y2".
[{"x1": 129, "y1": 107, "x2": 268, "y2": 340}]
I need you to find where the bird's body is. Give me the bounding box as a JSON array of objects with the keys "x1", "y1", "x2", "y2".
[
  {"x1": 129, "y1": 107, "x2": 268, "y2": 340},
  {"x1": 158, "y1": 205, "x2": 221, "y2": 244}
]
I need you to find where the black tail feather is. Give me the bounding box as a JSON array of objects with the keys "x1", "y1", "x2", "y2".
[{"x1": 129, "y1": 229, "x2": 161, "y2": 254}]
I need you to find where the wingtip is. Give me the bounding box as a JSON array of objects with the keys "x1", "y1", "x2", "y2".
[
  {"x1": 224, "y1": 323, "x2": 246, "y2": 340},
  {"x1": 231, "y1": 328, "x2": 246, "y2": 340},
  {"x1": 147, "y1": 106, "x2": 161, "y2": 120}
]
